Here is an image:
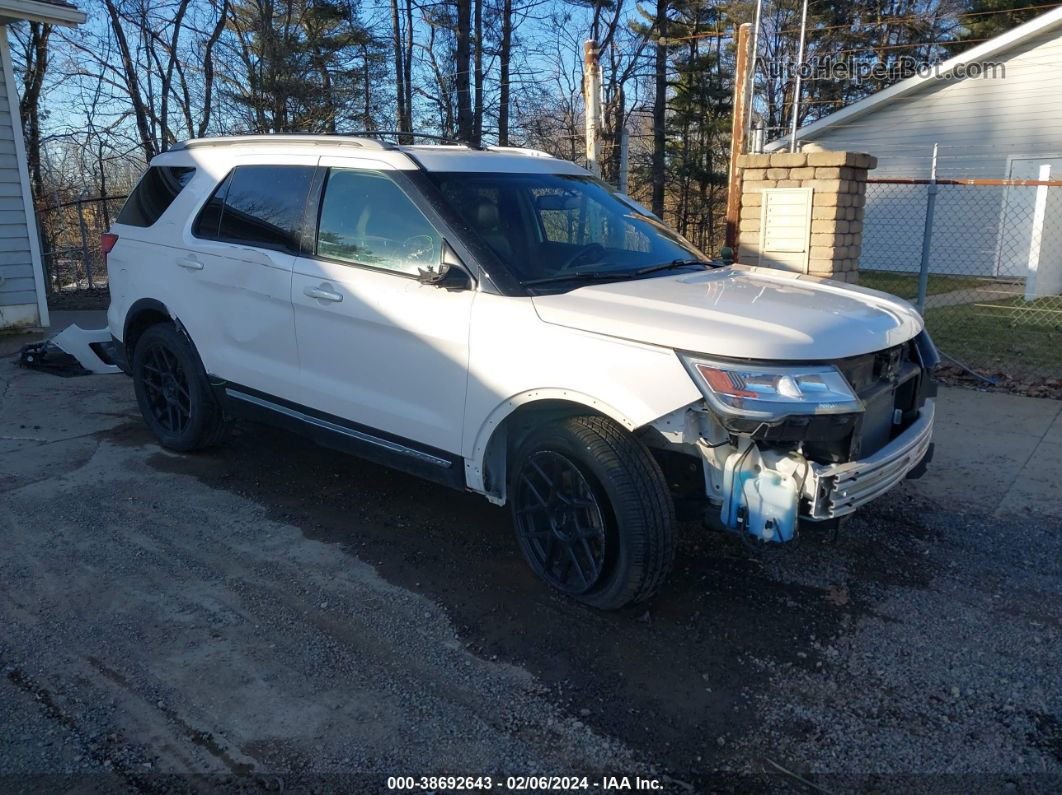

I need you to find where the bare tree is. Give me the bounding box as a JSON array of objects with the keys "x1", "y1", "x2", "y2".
[
  {"x1": 403, "y1": 0, "x2": 413, "y2": 131},
  {"x1": 391, "y1": 0, "x2": 410, "y2": 137},
  {"x1": 473, "y1": 0, "x2": 484, "y2": 144},
  {"x1": 651, "y1": 0, "x2": 667, "y2": 217},
  {"x1": 14, "y1": 22, "x2": 52, "y2": 198},
  {"x1": 198, "y1": 0, "x2": 230, "y2": 137},
  {"x1": 455, "y1": 0, "x2": 473, "y2": 142},
  {"x1": 19, "y1": 0, "x2": 977, "y2": 273},
  {"x1": 101, "y1": 0, "x2": 157, "y2": 160},
  {"x1": 497, "y1": 0, "x2": 513, "y2": 145}
]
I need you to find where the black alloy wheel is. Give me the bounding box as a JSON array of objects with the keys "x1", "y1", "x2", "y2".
[
  {"x1": 513, "y1": 450, "x2": 609, "y2": 595},
  {"x1": 139, "y1": 342, "x2": 192, "y2": 435},
  {"x1": 131, "y1": 322, "x2": 230, "y2": 451},
  {"x1": 509, "y1": 415, "x2": 677, "y2": 610}
]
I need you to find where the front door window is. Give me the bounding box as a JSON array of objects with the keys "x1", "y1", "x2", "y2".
[{"x1": 316, "y1": 169, "x2": 442, "y2": 276}]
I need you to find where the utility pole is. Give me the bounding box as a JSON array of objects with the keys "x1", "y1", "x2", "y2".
[
  {"x1": 743, "y1": 0, "x2": 763, "y2": 146},
  {"x1": 583, "y1": 39, "x2": 602, "y2": 177},
  {"x1": 618, "y1": 128, "x2": 629, "y2": 194},
  {"x1": 725, "y1": 22, "x2": 754, "y2": 250},
  {"x1": 789, "y1": 0, "x2": 809, "y2": 152}
]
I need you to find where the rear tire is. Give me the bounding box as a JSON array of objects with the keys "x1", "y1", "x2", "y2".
[
  {"x1": 131, "y1": 323, "x2": 230, "y2": 451},
  {"x1": 509, "y1": 415, "x2": 676, "y2": 610}
]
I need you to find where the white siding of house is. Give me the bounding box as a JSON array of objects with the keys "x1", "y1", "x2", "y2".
[
  {"x1": 796, "y1": 24, "x2": 1062, "y2": 277},
  {"x1": 0, "y1": 26, "x2": 44, "y2": 327},
  {"x1": 803, "y1": 25, "x2": 1062, "y2": 179}
]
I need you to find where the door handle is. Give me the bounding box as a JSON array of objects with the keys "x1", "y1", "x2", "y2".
[
  {"x1": 177, "y1": 256, "x2": 204, "y2": 271},
  {"x1": 304, "y1": 284, "x2": 343, "y2": 303}
]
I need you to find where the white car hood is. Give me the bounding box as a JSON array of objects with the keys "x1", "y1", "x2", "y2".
[{"x1": 531, "y1": 265, "x2": 924, "y2": 361}]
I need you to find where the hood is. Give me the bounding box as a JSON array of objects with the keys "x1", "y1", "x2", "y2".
[{"x1": 531, "y1": 265, "x2": 924, "y2": 361}]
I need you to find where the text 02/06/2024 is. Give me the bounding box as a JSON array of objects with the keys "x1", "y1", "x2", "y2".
[{"x1": 385, "y1": 775, "x2": 665, "y2": 790}]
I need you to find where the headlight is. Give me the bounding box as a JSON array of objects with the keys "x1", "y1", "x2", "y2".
[{"x1": 679, "y1": 354, "x2": 863, "y2": 421}]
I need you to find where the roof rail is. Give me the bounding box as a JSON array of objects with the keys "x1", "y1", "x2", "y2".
[
  {"x1": 486, "y1": 145, "x2": 554, "y2": 159},
  {"x1": 170, "y1": 134, "x2": 395, "y2": 151},
  {"x1": 346, "y1": 130, "x2": 485, "y2": 150}
]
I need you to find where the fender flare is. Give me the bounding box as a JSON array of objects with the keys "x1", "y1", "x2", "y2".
[
  {"x1": 464, "y1": 388, "x2": 639, "y2": 501},
  {"x1": 122, "y1": 297, "x2": 173, "y2": 345},
  {"x1": 122, "y1": 298, "x2": 214, "y2": 384}
]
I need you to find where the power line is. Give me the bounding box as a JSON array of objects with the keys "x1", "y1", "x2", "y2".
[
  {"x1": 670, "y1": 30, "x2": 730, "y2": 43},
  {"x1": 776, "y1": 2, "x2": 1062, "y2": 36},
  {"x1": 676, "y1": 2, "x2": 1062, "y2": 42},
  {"x1": 831, "y1": 37, "x2": 993, "y2": 56}
]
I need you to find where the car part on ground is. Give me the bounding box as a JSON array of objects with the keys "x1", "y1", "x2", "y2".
[
  {"x1": 19, "y1": 324, "x2": 121, "y2": 377},
  {"x1": 19, "y1": 340, "x2": 91, "y2": 378}
]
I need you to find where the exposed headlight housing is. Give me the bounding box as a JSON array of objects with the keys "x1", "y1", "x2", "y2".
[{"x1": 679, "y1": 354, "x2": 863, "y2": 422}]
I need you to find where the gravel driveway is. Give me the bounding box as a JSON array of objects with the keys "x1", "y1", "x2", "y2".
[{"x1": 1, "y1": 363, "x2": 1059, "y2": 793}]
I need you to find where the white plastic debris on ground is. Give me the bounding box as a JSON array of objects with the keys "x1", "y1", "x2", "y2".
[{"x1": 49, "y1": 325, "x2": 121, "y2": 374}]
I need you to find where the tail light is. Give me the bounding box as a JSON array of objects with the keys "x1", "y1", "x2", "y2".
[{"x1": 101, "y1": 232, "x2": 119, "y2": 265}]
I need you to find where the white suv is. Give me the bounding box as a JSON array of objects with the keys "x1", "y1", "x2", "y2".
[{"x1": 105, "y1": 134, "x2": 936, "y2": 609}]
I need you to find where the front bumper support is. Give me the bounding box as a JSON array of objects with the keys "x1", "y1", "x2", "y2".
[{"x1": 804, "y1": 399, "x2": 935, "y2": 520}]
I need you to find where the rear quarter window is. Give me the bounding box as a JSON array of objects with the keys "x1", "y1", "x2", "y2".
[
  {"x1": 193, "y1": 165, "x2": 314, "y2": 252},
  {"x1": 116, "y1": 166, "x2": 196, "y2": 227}
]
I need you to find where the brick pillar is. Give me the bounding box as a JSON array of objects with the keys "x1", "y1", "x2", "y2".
[{"x1": 734, "y1": 150, "x2": 877, "y2": 284}]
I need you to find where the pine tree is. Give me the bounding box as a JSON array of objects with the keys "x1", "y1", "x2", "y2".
[
  {"x1": 224, "y1": 0, "x2": 383, "y2": 133},
  {"x1": 960, "y1": 0, "x2": 1056, "y2": 39}
]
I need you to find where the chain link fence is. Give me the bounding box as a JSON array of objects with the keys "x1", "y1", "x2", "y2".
[
  {"x1": 37, "y1": 194, "x2": 127, "y2": 304},
  {"x1": 859, "y1": 178, "x2": 1062, "y2": 386}
]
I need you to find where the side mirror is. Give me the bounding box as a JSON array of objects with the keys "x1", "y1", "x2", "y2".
[
  {"x1": 418, "y1": 263, "x2": 473, "y2": 291},
  {"x1": 417, "y1": 241, "x2": 474, "y2": 291}
]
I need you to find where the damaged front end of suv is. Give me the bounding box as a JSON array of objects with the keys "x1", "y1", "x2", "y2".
[{"x1": 644, "y1": 331, "x2": 939, "y2": 542}]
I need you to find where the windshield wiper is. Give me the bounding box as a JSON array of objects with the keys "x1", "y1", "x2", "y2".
[
  {"x1": 524, "y1": 258, "x2": 715, "y2": 286},
  {"x1": 523, "y1": 270, "x2": 634, "y2": 286},
  {"x1": 634, "y1": 258, "x2": 714, "y2": 276}
]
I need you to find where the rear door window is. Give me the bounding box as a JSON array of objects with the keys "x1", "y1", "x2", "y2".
[
  {"x1": 117, "y1": 166, "x2": 195, "y2": 227},
  {"x1": 193, "y1": 165, "x2": 315, "y2": 252}
]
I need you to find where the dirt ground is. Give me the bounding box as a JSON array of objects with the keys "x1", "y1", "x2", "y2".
[{"x1": 1, "y1": 362, "x2": 1060, "y2": 794}]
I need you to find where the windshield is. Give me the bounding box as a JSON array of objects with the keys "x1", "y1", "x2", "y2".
[{"x1": 425, "y1": 171, "x2": 711, "y2": 287}]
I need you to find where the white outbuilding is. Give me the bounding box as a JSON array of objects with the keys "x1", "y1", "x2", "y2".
[
  {"x1": 0, "y1": 0, "x2": 85, "y2": 331},
  {"x1": 769, "y1": 7, "x2": 1062, "y2": 294}
]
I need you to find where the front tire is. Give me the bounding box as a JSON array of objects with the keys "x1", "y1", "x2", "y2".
[
  {"x1": 509, "y1": 415, "x2": 677, "y2": 610},
  {"x1": 131, "y1": 323, "x2": 229, "y2": 451}
]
